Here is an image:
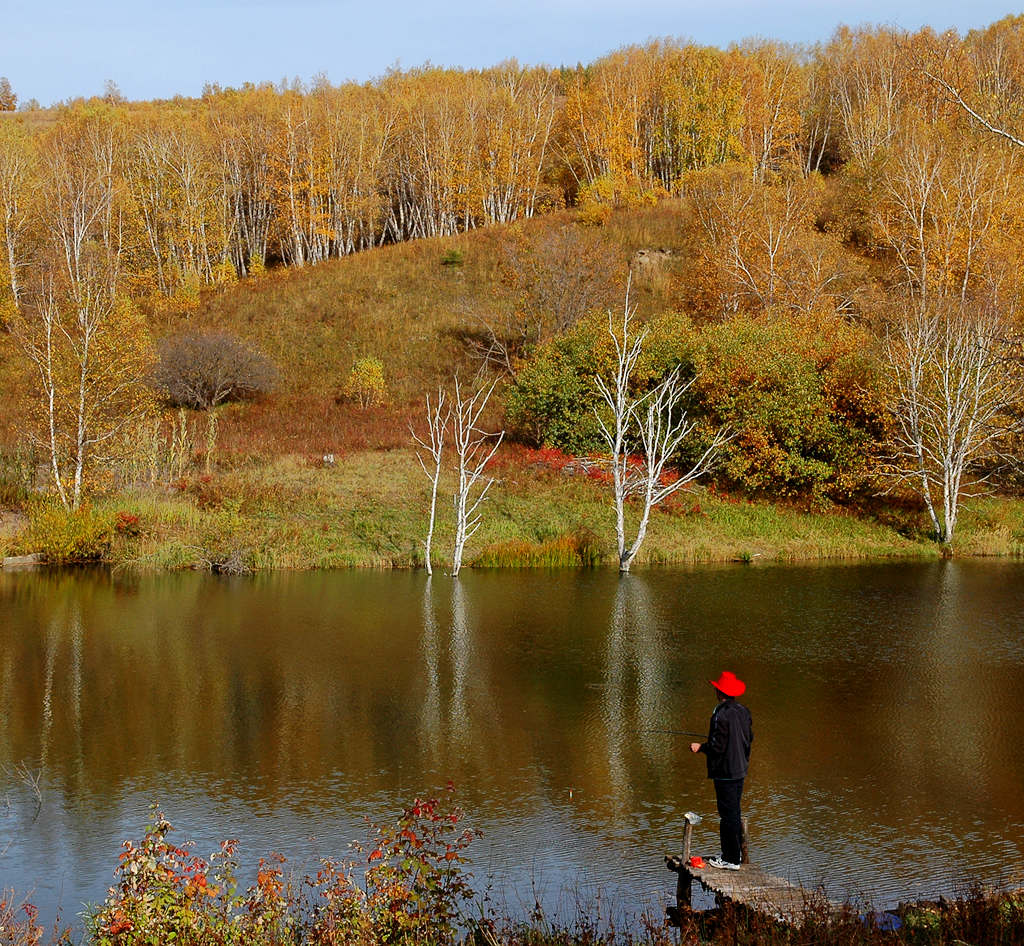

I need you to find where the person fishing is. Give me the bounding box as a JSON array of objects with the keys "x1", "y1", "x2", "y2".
[{"x1": 690, "y1": 670, "x2": 753, "y2": 871}]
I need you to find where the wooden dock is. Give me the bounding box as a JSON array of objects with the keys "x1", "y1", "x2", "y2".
[
  {"x1": 665, "y1": 812, "x2": 836, "y2": 926},
  {"x1": 667, "y1": 857, "x2": 834, "y2": 924}
]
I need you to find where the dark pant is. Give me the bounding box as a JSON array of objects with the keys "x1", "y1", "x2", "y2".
[{"x1": 713, "y1": 778, "x2": 744, "y2": 864}]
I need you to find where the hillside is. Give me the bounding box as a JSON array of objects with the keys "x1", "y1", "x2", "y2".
[
  {"x1": 6, "y1": 16, "x2": 1024, "y2": 567},
  {"x1": 139, "y1": 204, "x2": 688, "y2": 456},
  {"x1": 3, "y1": 200, "x2": 1024, "y2": 571}
]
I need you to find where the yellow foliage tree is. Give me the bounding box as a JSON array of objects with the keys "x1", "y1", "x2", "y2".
[
  {"x1": 11, "y1": 104, "x2": 155, "y2": 509},
  {"x1": 344, "y1": 356, "x2": 388, "y2": 408},
  {"x1": 687, "y1": 164, "x2": 864, "y2": 317},
  {"x1": 12, "y1": 277, "x2": 154, "y2": 509}
]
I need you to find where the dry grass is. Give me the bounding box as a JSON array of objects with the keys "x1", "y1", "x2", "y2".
[
  {"x1": 145, "y1": 203, "x2": 695, "y2": 445},
  {"x1": 0, "y1": 446, "x2": 954, "y2": 572}
]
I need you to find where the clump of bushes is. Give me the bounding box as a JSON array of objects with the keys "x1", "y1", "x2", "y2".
[
  {"x1": 86, "y1": 793, "x2": 476, "y2": 945},
  {"x1": 504, "y1": 313, "x2": 623, "y2": 455},
  {"x1": 676, "y1": 314, "x2": 888, "y2": 504},
  {"x1": 26, "y1": 502, "x2": 111, "y2": 564},
  {"x1": 506, "y1": 311, "x2": 887, "y2": 505},
  {"x1": 113, "y1": 511, "x2": 142, "y2": 537},
  {"x1": 153, "y1": 332, "x2": 277, "y2": 409}
]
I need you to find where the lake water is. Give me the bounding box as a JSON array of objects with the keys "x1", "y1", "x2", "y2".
[{"x1": 1, "y1": 562, "x2": 1023, "y2": 930}]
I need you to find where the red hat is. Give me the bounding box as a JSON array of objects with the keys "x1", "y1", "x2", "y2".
[{"x1": 709, "y1": 670, "x2": 745, "y2": 697}]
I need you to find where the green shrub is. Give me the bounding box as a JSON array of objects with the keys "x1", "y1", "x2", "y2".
[
  {"x1": 26, "y1": 502, "x2": 112, "y2": 563},
  {"x1": 505, "y1": 336, "x2": 606, "y2": 452},
  {"x1": 505, "y1": 312, "x2": 671, "y2": 454},
  {"x1": 678, "y1": 314, "x2": 888, "y2": 503},
  {"x1": 506, "y1": 311, "x2": 888, "y2": 504}
]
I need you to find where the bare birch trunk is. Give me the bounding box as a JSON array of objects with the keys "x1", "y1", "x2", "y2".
[
  {"x1": 412, "y1": 388, "x2": 451, "y2": 576},
  {"x1": 883, "y1": 300, "x2": 1024, "y2": 545},
  {"x1": 595, "y1": 281, "x2": 728, "y2": 573},
  {"x1": 450, "y1": 378, "x2": 504, "y2": 578}
]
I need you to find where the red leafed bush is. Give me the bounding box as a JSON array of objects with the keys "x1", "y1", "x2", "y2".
[
  {"x1": 113, "y1": 511, "x2": 141, "y2": 537},
  {"x1": 87, "y1": 791, "x2": 477, "y2": 946}
]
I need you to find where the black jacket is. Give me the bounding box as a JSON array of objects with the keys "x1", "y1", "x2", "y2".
[{"x1": 699, "y1": 698, "x2": 753, "y2": 780}]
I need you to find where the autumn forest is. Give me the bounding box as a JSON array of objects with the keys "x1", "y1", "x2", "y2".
[{"x1": 4, "y1": 17, "x2": 1024, "y2": 569}]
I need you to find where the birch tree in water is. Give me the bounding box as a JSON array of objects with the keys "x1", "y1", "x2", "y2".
[
  {"x1": 883, "y1": 299, "x2": 1024, "y2": 545},
  {"x1": 595, "y1": 286, "x2": 728, "y2": 574},
  {"x1": 411, "y1": 387, "x2": 451, "y2": 576},
  {"x1": 451, "y1": 379, "x2": 504, "y2": 577}
]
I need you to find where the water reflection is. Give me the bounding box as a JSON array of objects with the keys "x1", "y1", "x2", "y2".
[
  {"x1": 1, "y1": 564, "x2": 1023, "y2": 929},
  {"x1": 415, "y1": 577, "x2": 501, "y2": 767},
  {"x1": 601, "y1": 576, "x2": 675, "y2": 810},
  {"x1": 449, "y1": 577, "x2": 473, "y2": 752},
  {"x1": 418, "y1": 576, "x2": 441, "y2": 765}
]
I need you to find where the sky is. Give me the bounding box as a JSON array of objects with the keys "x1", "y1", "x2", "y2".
[{"x1": 3, "y1": 0, "x2": 1022, "y2": 106}]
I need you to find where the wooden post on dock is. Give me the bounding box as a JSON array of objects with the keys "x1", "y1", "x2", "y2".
[
  {"x1": 675, "y1": 811, "x2": 702, "y2": 910},
  {"x1": 683, "y1": 814, "x2": 695, "y2": 861}
]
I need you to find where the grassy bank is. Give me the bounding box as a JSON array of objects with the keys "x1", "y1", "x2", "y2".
[{"x1": 5, "y1": 447, "x2": 1024, "y2": 571}]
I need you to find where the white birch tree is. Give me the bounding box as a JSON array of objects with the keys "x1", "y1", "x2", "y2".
[
  {"x1": 595, "y1": 288, "x2": 728, "y2": 573},
  {"x1": 0, "y1": 121, "x2": 32, "y2": 312},
  {"x1": 12, "y1": 272, "x2": 153, "y2": 510},
  {"x1": 12, "y1": 111, "x2": 153, "y2": 510},
  {"x1": 450, "y1": 378, "x2": 504, "y2": 577},
  {"x1": 883, "y1": 300, "x2": 1024, "y2": 545},
  {"x1": 411, "y1": 387, "x2": 451, "y2": 576}
]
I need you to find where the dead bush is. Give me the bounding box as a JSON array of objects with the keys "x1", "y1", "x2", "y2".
[{"x1": 154, "y1": 332, "x2": 276, "y2": 409}]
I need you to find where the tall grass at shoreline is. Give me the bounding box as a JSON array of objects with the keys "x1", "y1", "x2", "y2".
[{"x1": 7, "y1": 448, "x2": 1024, "y2": 571}]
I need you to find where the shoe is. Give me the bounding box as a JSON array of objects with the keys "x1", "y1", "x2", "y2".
[{"x1": 706, "y1": 856, "x2": 740, "y2": 871}]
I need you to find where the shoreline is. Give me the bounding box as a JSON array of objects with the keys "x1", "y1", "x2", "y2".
[{"x1": 3, "y1": 449, "x2": 1024, "y2": 573}]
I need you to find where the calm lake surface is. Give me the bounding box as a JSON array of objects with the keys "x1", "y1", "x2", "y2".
[{"x1": 1, "y1": 562, "x2": 1024, "y2": 929}]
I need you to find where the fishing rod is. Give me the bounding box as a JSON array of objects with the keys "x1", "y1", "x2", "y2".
[{"x1": 644, "y1": 728, "x2": 707, "y2": 739}]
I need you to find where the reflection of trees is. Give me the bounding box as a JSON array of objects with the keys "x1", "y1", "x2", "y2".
[
  {"x1": 0, "y1": 642, "x2": 11, "y2": 762},
  {"x1": 418, "y1": 576, "x2": 442, "y2": 765},
  {"x1": 38, "y1": 583, "x2": 84, "y2": 781},
  {"x1": 39, "y1": 612, "x2": 57, "y2": 773},
  {"x1": 4, "y1": 569, "x2": 692, "y2": 821},
  {"x1": 449, "y1": 579, "x2": 472, "y2": 749},
  {"x1": 602, "y1": 576, "x2": 674, "y2": 809},
  {"x1": 904, "y1": 562, "x2": 986, "y2": 784},
  {"x1": 603, "y1": 579, "x2": 629, "y2": 804},
  {"x1": 415, "y1": 576, "x2": 503, "y2": 769}
]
